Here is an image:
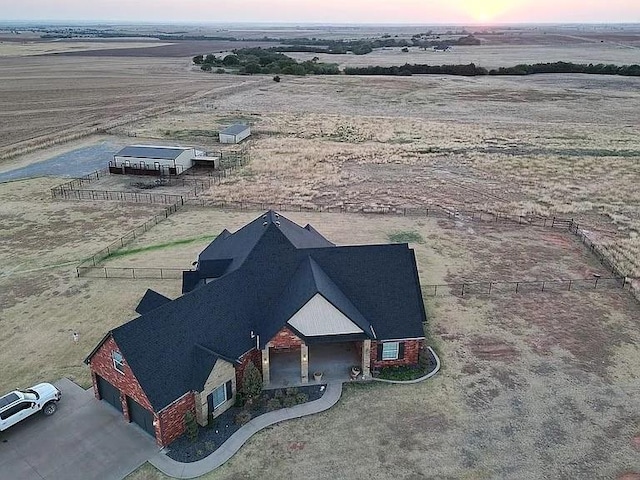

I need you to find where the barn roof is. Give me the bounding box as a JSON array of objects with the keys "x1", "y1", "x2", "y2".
[
  {"x1": 95, "y1": 211, "x2": 427, "y2": 411},
  {"x1": 219, "y1": 124, "x2": 250, "y2": 136},
  {"x1": 115, "y1": 145, "x2": 191, "y2": 160}
]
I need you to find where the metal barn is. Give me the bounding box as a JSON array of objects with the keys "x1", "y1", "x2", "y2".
[
  {"x1": 110, "y1": 145, "x2": 196, "y2": 176},
  {"x1": 219, "y1": 124, "x2": 251, "y2": 144}
]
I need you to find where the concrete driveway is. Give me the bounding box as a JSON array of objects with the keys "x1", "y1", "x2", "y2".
[{"x1": 0, "y1": 378, "x2": 159, "y2": 480}]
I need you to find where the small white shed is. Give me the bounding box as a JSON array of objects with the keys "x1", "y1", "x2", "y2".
[
  {"x1": 219, "y1": 124, "x2": 251, "y2": 144},
  {"x1": 112, "y1": 145, "x2": 196, "y2": 175}
]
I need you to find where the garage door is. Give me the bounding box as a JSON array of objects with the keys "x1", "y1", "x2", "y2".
[
  {"x1": 127, "y1": 397, "x2": 155, "y2": 437},
  {"x1": 97, "y1": 376, "x2": 122, "y2": 413}
]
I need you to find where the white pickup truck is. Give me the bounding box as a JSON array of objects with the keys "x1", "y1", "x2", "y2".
[{"x1": 0, "y1": 383, "x2": 62, "y2": 431}]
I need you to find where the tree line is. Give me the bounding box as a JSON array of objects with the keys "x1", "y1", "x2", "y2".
[
  {"x1": 344, "y1": 62, "x2": 640, "y2": 77},
  {"x1": 193, "y1": 48, "x2": 339, "y2": 75}
]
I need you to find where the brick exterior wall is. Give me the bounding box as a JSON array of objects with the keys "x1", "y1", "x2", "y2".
[
  {"x1": 88, "y1": 336, "x2": 154, "y2": 420},
  {"x1": 235, "y1": 348, "x2": 262, "y2": 392},
  {"x1": 370, "y1": 339, "x2": 423, "y2": 369},
  {"x1": 268, "y1": 326, "x2": 304, "y2": 350},
  {"x1": 157, "y1": 393, "x2": 196, "y2": 447}
]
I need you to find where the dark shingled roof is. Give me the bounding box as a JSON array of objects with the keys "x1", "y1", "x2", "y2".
[
  {"x1": 219, "y1": 124, "x2": 250, "y2": 136},
  {"x1": 101, "y1": 211, "x2": 426, "y2": 411},
  {"x1": 135, "y1": 289, "x2": 172, "y2": 315},
  {"x1": 115, "y1": 145, "x2": 190, "y2": 160}
]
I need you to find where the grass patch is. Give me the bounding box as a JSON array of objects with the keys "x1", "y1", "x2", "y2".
[
  {"x1": 388, "y1": 230, "x2": 425, "y2": 244},
  {"x1": 108, "y1": 235, "x2": 216, "y2": 260}
]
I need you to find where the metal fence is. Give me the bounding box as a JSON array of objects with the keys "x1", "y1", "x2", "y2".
[
  {"x1": 54, "y1": 189, "x2": 185, "y2": 205},
  {"x1": 77, "y1": 266, "x2": 184, "y2": 279},
  {"x1": 423, "y1": 276, "x2": 627, "y2": 297},
  {"x1": 51, "y1": 168, "x2": 108, "y2": 197}
]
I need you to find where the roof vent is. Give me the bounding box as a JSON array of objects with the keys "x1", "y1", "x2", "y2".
[
  {"x1": 274, "y1": 213, "x2": 280, "y2": 219},
  {"x1": 275, "y1": 221, "x2": 281, "y2": 227},
  {"x1": 263, "y1": 221, "x2": 268, "y2": 227}
]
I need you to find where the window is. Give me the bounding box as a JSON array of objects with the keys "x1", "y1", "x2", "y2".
[
  {"x1": 112, "y1": 351, "x2": 125, "y2": 374},
  {"x1": 382, "y1": 342, "x2": 400, "y2": 360},
  {"x1": 0, "y1": 402, "x2": 32, "y2": 420},
  {"x1": 208, "y1": 381, "x2": 233, "y2": 412},
  {"x1": 211, "y1": 384, "x2": 227, "y2": 409}
]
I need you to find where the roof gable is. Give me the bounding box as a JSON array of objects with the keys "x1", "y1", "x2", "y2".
[
  {"x1": 135, "y1": 289, "x2": 172, "y2": 315},
  {"x1": 287, "y1": 293, "x2": 364, "y2": 336}
]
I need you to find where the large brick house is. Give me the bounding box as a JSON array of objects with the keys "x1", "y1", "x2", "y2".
[{"x1": 85, "y1": 211, "x2": 427, "y2": 446}]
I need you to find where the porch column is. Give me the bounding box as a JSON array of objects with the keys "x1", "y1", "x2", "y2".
[
  {"x1": 300, "y1": 344, "x2": 309, "y2": 384},
  {"x1": 262, "y1": 347, "x2": 270, "y2": 386},
  {"x1": 362, "y1": 340, "x2": 371, "y2": 378}
]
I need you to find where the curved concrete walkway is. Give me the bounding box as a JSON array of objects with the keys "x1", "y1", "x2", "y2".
[{"x1": 150, "y1": 382, "x2": 343, "y2": 479}]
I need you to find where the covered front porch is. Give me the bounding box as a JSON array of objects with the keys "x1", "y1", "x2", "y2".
[{"x1": 264, "y1": 341, "x2": 370, "y2": 389}]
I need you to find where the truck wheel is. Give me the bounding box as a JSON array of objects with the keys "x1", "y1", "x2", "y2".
[{"x1": 43, "y1": 402, "x2": 57, "y2": 416}]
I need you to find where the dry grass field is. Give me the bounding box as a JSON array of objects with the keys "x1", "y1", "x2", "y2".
[
  {"x1": 108, "y1": 207, "x2": 640, "y2": 480},
  {"x1": 124, "y1": 74, "x2": 640, "y2": 277}
]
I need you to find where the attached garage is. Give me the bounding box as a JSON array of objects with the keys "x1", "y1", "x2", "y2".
[
  {"x1": 97, "y1": 376, "x2": 122, "y2": 413},
  {"x1": 127, "y1": 397, "x2": 155, "y2": 437}
]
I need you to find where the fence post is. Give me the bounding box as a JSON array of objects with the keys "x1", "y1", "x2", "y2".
[
  {"x1": 104, "y1": 267, "x2": 108, "y2": 278},
  {"x1": 515, "y1": 282, "x2": 519, "y2": 294},
  {"x1": 434, "y1": 285, "x2": 437, "y2": 296},
  {"x1": 488, "y1": 282, "x2": 492, "y2": 295},
  {"x1": 160, "y1": 269, "x2": 164, "y2": 279},
  {"x1": 132, "y1": 268, "x2": 135, "y2": 279},
  {"x1": 461, "y1": 283, "x2": 465, "y2": 297},
  {"x1": 76, "y1": 267, "x2": 80, "y2": 278},
  {"x1": 568, "y1": 280, "x2": 572, "y2": 291},
  {"x1": 541, "y1": 281, "x2": 545, "y2": 292}
]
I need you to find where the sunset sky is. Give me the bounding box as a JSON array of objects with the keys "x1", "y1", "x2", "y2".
[{"x1": 3, "y1": 0, "x2": 639, "y2": 24}]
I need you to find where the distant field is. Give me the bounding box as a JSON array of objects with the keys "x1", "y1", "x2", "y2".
[
  {"x1": 0, "y1": 56, "x2": 267, "y2": 160},
  {"x1": 287, "y1": 43, "x2": 640, "y2": 70},
  {"x1": 0, "y1": 40, "x2": 172, "y2": 57}
]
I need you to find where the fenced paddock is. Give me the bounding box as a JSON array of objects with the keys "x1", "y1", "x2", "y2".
[
  {"x1": 424, "y1": 276, "x2": 627, "y2": 298},
  {"x1": 76, "y1": 201, "x2": 183, "y2": 273}
]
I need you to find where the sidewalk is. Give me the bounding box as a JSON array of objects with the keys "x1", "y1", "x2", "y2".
[{"x1": 150, "y1": 382, "x2": 343, "y2": 479}]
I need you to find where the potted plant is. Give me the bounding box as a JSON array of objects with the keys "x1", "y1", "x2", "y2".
[{"x1": 313, "y1": 371, "x2": 323, "y2": 381}]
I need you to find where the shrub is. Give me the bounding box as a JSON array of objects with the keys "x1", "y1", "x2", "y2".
[
  {"x1": 184, "y1": 411, "x2": 198, "y2": 442},
  {"x1": 401, "y1": 47, "x2": 409, "y2": 52},
  {"x1": 273, "y1": 388, "x2": 284, "y2": 399},
  {"x1": 294, "y1": 393, "x2": 308, "y2": 404},
  {"x1": 235, "y1": 410, "x2": 252, "y2": 425},
  {"x1": 241, "y1": 362, "x2": 263, "y2": 403},
  {"x1": 200, "y1": 64, "x2": 212, "y2": 72},
  {"x1": 207, "y1": 412, "x2": 218, "y2": 428},
  {"x1": 273, "y1": 75, "x2": 281, "y2": 82},
  {"x1": 266, "y1": 397, "x2": 282, "y2": 411},
  {"x1": 216, "y1": 68, "x2": 226, "y2": 74},
  {"x1": 285, "y1": 387, "x2": 298, "y2": 396},
  {"x1": 282, "y1": 396, "x2": 298, "y2": 408}
]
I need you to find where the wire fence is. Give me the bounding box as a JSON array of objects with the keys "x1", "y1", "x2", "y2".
[{"x1": 424, "y1": 276, "x2": 627, "y2": 297}]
